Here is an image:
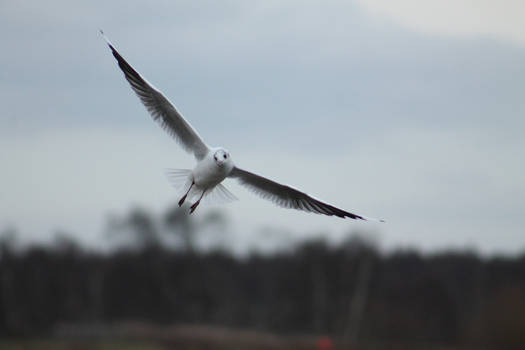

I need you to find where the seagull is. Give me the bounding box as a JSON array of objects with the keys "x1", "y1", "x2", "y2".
[{"x1": 102, "y1": 31, "x2": 382, "y2": 221}]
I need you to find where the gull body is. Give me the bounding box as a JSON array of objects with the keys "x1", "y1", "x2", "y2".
[
  {"x1": 180, "y1": 148, "x2": 235, "y2": 213},
  {"x1": 102, "y1": 31, "x2": 382, "y2": 221},
  {"x1": 193, "y1": 148, "x2": 233, "y2": 189}
]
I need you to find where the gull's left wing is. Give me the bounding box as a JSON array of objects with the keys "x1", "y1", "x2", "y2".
[
  {"x1": 229, "y1": 167, "x2": 380, "y2": 220},
  {"x1": 102, "y1": 32, "x2": 210, "y2": 160}
]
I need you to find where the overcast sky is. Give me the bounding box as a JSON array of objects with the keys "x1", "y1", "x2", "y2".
[{"x1": 1, "y1": 1, "x2": 524, "y2": 255}]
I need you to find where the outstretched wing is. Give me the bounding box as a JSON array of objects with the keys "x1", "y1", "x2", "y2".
[
  {"x1": 229, "y1": 167, "x2": 380, "y2": 220},
  {"x1": 102, "y1": 32, "x2": 210, "y2": 160}
]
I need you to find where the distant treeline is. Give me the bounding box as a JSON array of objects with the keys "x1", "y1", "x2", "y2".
[{"x1": 1, "y1": 207, "x2": 524, "y2": 349}]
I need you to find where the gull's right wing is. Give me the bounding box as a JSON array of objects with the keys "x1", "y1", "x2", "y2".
[
  {"x1": 102, "y1": 31, "x2": 210, "y2": 160},
  {"x1": 229, "y1": 167, "x2": 382, "y2": 221}
]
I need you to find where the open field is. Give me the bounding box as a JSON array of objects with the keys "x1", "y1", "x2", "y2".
[
  {"x1": 0, "y1": 323, "x2": 484, "y2": 350},
  {"x1": 0, "y1": 339, "x2": 162, "y2": 350}
]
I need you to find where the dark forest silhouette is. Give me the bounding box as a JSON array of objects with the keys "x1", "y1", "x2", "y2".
[{"x1": 1, "y1": 205, "x2": 524, "y2": 349}]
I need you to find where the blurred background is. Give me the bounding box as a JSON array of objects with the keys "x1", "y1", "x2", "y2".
[{"x1": 1, "y1": 1, "x2": 525, "y2": 349}]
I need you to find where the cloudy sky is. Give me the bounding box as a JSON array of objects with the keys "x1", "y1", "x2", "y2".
[{"x1": 1, "y1": 1, "x2": 524, "y2": 255}]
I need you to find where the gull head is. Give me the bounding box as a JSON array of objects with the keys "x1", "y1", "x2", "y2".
[{"x1": 213, "y1": 148, "x2": 233, "y2": 168}]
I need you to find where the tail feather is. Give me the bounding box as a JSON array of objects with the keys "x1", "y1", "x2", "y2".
[
  {"x1": 164, "y1": 169, "x2": 237, "y2": 208},
  {"x1": 203, "y1": 183, "x2": 238, "y2": 206},
  {"x1": 164, "y1": 168, "x2": 193, "y2": 196}
]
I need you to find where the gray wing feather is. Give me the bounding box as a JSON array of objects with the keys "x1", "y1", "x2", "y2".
[
  {"x1": 229, "y1": 167, "x2": 368, "y2": 220},
  {"x1": 104, "y1": 36, "x2": 209, "y2": 160}
]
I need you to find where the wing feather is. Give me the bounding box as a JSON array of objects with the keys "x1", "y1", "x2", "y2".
[
  {"x1": 102, "y1": 33, "x2": 209, "y2": 160},
  {"x1": 229, "y1": 167, "x2": 373, "y2": 220}
]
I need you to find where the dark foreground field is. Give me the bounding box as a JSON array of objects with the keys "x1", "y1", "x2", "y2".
[{"x1": 0, "y1": 323, "x2": 487, "y2": 350}]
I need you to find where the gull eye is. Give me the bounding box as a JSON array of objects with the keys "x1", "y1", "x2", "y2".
[{"x1": 223, "y1": 154, "x2": 227, "y2": 159}]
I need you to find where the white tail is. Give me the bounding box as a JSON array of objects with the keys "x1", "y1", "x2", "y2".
[
  {"x1": 203, "y1": 183, "x2": 238, "y2": 206},
  {"x1": 164, "y1": 168, "x2": 193, "y2": 196},
  {"x1": 164, "y1": 168, "x2": 238, "y2": 208}
]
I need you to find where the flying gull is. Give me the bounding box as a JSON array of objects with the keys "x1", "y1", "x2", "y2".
[{"x1": 101, "y1": 31, "x2": 382, "y2": 221}]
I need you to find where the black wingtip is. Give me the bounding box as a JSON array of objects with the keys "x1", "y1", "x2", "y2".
[
  {"x1": 350, "y1": 213, "x2": 384, "y2": 222},
  {"x1": 349, "y1": 213, "x2": 367, "y2": 221},
  {"x1": 99, "y1": 29, "x2": 114, "y2": 50}
]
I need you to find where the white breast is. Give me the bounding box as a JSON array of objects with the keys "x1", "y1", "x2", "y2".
[{"x1": 192, "y1": 153, "x2": 231, "y2": 189}]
